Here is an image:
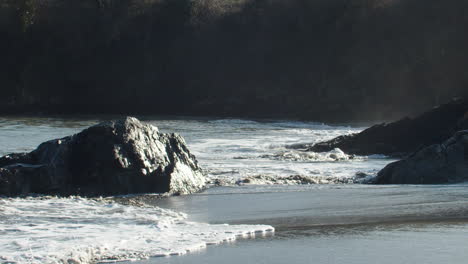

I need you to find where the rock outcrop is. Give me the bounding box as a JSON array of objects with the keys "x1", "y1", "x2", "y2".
[
  {"x1": 299, "y1": 98, "x2": 468, "y2": 157},
  {"x1": 373, "y1": 130, "x2": 468, "y2": 184},
  {"x1": 0, "y1": 117, "x2": 206, "y2": 196}
]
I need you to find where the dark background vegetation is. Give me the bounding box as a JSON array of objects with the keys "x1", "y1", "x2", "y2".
[{"x1": 1, "y1": 0, "x2": 468, "y2": 122}]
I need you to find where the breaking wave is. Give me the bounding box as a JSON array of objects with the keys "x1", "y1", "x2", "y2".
[
  {"x1": 209, "y1": 171, "x2": 376, "y2": 186},
  {"x1": 259, "y1": 148, "x2": 357, "y2": 162},
  {"x1": 0, "y1": 197, "x2": 274, "y2": 264}
]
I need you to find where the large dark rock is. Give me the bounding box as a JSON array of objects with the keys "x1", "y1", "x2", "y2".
[
  {"x1": 301, "y1": 98, "x2": 468, "y2": 157},
  {"x1": 0, "y1": 117, "x2": 206, "y2": 196},
  {"x1": 373, "y1": 130, "x2": 468, "y2": 184}
]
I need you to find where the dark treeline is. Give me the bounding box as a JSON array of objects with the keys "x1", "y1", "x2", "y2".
[{"x1": 1, "y1": 0, "x2": 468, "y2": 121}]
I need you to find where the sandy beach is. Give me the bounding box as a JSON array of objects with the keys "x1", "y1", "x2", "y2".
[{"x1": 132, "y1": 183, "x2": 468, "y2": 264}]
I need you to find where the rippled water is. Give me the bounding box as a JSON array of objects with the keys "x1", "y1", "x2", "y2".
[{"x1": 0, "y1": 116, "x2": 397, "y2": 263}]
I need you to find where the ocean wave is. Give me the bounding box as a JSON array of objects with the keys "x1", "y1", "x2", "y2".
[
  {"x1": 230, "y1": 148, "x2": 389, "y2": 163},
  {"x1": 268, "y1": 121, "x2": 344, "y2": 129},
  {"x1": 209, "y1": 172, "x2": 376, "y2": 186},
  {"x1": 208, "y1": 119, "x2": 260, "y2": 125},
  {"x1": 0, "y1": 197, "x2": 274, "y2": 264},
  {"x1": 259, "y1": 148, "x2": 357, "y2": 162},
  {"x1": 207, "y1": 119, "x2": 362, "y2": 132}
]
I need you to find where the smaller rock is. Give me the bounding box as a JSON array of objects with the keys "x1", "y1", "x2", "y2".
[
  {"x1": 355, "y1": 172, "x2": 368, "y2": 179},
  {"x1": 327, "y1": 148, "x2": 348, "y2": 161}
]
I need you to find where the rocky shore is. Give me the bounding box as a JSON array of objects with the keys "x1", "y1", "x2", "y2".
[
  {"x1": 301, "y1": 98, "x2": 468, "y2": 157},
  {"x1": 300, "y1": 98, "x2": 468, "y2": 184}
]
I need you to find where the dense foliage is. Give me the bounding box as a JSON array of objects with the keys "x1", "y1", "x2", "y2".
[{"x1": 1, "y1": 0, "x2": 467, "y2": 121}]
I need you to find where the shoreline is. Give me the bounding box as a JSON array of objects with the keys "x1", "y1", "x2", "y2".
[
  {"x1": 124, "y1": 183, "x2": 468, "y2": 264},
  {"x1": 134, "y1": 221, "x2": 468, "y2": 264},
  {"x1": 2, "y1": 115, "x2": 468, "y2": 264},
  {"x1": 148, "y1": 184, "x2": 468, "y2": 224}
]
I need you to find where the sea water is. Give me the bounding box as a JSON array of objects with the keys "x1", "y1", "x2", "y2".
[
  {"x1": 0, "y1": 196, "x2": 273, "y2": 263},
  {"x1": 0, "y1": 116, "x2": 395, "y2": 263}
]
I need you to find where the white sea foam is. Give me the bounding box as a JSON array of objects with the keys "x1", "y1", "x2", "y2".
[
  {"x1": 260, "y1": 148, "x2": 355, "y2": 162},
  {"x1": 0, "y1": 197, "x2": 274, "y2": 264},
  {"x1": 176, "y1": 119, "x2": 374, "y2": 183},
  {"x1": 237, "y1": 174, "x2": 357, "y2": 185},
  {"x1": 208, "y1": 171, "x2": 377, "y2": 186}
]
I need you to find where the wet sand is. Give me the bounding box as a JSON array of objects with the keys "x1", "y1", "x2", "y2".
[
  {"x1": 136, "y1": 221, "x2": 468, "y2": 264},
  {"x1": 127, "y1": 183, "x2": 468, "y2": 264}
]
